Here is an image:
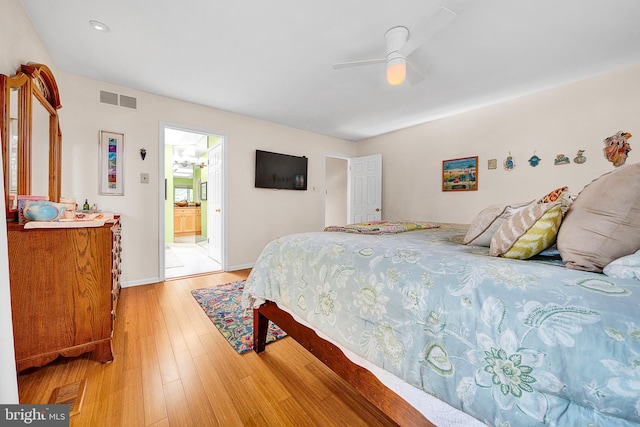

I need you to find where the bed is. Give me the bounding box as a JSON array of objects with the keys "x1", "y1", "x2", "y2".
[{"x1": 242, "y1": 165, "x2": 640, "y2": 426}]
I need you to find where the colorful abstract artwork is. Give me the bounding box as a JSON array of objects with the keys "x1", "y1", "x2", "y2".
[{"x1": 99, "y1": 131, "x2": 125, "y2": 195}]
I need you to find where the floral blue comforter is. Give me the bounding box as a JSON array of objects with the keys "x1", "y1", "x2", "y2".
[{"x1": 242, "y1": 225, "x2": 640, "y2": 426}]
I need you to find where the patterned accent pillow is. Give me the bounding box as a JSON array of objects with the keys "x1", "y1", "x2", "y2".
[
  {"x1": 539, "y1": 186, "x2": 568, "y2": 203},
  {"x1": 490, "y1": 203, "x2": 563, "y2": 259},
  {"x1": 538, "y1": 186, "x2": 575, "y2": 214},
  {"x1": 463, "y1": 200, "x2": 534, "y2": 246}
]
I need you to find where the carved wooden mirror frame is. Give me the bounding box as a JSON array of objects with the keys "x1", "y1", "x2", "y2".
[{"x1": 0, "y1": 63, "x2": 62, "y2": 220}]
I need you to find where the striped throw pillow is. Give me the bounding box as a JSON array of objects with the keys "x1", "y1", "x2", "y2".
[{"x1": 490, "y1": 203, "x2": 563, "y2": 259}]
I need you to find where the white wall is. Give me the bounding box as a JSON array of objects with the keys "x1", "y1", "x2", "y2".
[
  {"x1": 325, "y1": 156, "x2": 348, "y2": 226},
  {"x1": 0, "y1": 0, "x2": 356, "y2": 398},
  {"x1": 2, "y1": 1, "x2": 640, "y2": 398},
  {"x1": 0, "y1": 0, "x2": 56, "y2": 404},
  {"x1": 57, "y1": 73, "x2": 356, "y2": 284},
  {"x1": 0, "y1": 158, "x2": 18, "y2": 404},
  {"x1": 2, "y1": 0, "x2": 357, "y2": 287},
  {"x1": 357, "y1": 65, "x2": 640, "y2": 224}
]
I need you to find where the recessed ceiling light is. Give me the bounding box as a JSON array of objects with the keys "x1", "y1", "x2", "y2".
[{"x1": 89, "y1": 20, "x2": 110, "y2": 33}]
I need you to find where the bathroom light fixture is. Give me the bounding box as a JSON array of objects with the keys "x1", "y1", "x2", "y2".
[{"x1": 89, "y1": 20, "x2": 110, "y2": 33}]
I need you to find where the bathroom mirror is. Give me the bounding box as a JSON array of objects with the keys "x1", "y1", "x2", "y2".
[{"x1": 0, "y1": 63, "x2": 62, "y2": 220}]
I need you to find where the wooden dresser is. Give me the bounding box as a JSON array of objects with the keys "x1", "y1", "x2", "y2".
[{"x1": 7, "y1": 220, "x2": 122, "y2": 372}]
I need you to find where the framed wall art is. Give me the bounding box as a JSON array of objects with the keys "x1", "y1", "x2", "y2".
[
  {"x1": 200, "y1": 182, "x2": 207, "y2": 200},
  {"x1": 99, "y1": 130, "x2": 125, "y2": 195},
  {"x1": 442, "y1": 156, "x2": 478, "y2": 192}
]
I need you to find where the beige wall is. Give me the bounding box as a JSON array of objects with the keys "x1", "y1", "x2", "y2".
[
  {"x1": 324, "y1": 156, "x2": 348, "y2": 226},
  {"x1": 357, "y1": 65, "x2": 640, "y2": 224},
  {"x1": 2, "y1": 0, "x2": 640, "y2": 401},
  {"x1": 57, "y1": 74, "x2": 356, "y2": 284},
  {"x1": 0, "y1": 0, "x2": 54, "y2": 404},
  {"x1": 1, "y1": 0, "x2": 356, "y2": 287}
]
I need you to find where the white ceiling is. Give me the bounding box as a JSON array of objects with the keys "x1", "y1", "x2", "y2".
[{"x1": 20, "y1": 0, "x2": 640, "y2": 141}]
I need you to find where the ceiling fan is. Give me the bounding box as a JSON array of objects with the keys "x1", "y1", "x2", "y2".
[{"x1": 332, "y1": 6, "x2": 457, "y2": 86}]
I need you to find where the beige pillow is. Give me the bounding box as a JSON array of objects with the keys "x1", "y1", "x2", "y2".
[
  {"x1": 464, "y1": 201, "x2": 534, "y2": 246},
  {"x1": 490, "y1": 203, "x2": 562, "y2": 259},
  {"x1": 557, "y1": 163, "x2": 640, "y2": 272}
]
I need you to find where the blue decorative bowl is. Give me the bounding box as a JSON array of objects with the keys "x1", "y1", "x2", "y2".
[{"x1": 23, "y1": 201, "x2": 66, "y2": 221}]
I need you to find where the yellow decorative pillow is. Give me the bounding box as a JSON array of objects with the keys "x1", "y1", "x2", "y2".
[{"x1": 490, "y1": 203, "x2": 563, "y2": 259}]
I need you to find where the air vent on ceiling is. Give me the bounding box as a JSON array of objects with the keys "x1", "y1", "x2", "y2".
[{"x1": 98, "y1": 90, "x2": 138, "y2": 111}]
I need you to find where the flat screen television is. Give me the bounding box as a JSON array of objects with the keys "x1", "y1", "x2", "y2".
[{"x1": 255, "y1": 149, "x2": 308, "y2": 190}]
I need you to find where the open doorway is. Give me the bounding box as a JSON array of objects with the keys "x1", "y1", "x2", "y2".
[
  {"x1": 324, "y1": 155, "x2": 349, "y2": 227},
  {"x1": 161, "y1": 124, "x2": 226, "y2": 279},
  {"x1": 324, "y1": 153, "x2": 382, "y2": 228}
]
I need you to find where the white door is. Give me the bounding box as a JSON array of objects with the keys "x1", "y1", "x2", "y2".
[
  {"x1": 208, "y1": 143, "x2": 222, "y2": 263},
  {"x1": 348, "y1": 154, "x2": 382, "y2": 223}
]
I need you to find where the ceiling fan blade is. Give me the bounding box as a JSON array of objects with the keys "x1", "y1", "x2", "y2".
[
  {"x1": 399, "y1": 6, "x2": 456, "y2": 57},
  {"x1": 332, "y1": 58, "x2": 386, "y2": 69},
  {"x1": 405, "y1": 61, "x2": 425, "y2": 85}
]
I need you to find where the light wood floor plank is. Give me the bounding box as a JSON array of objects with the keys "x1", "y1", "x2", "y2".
[
  {"x1": 165, "y1": 282, "x2": 207, "y2": 359},
  {"x1": 96, "y1": 355, "x2": 125, "y2": 427},
  {"x1": 140, "y1": 334, "x2": 168, "y2": 425},
  {"x1": 238, "y1": 374, "x2": 295, "y2": 426},
  {"x1": 17, "y1": 270, "x2": 399, "y2": 427},
  {"x1": 156, "y1": 296, "x2": 189, "y2": 356},
  {"x1": 163, "y1": 379, "x2": 194, "y2": 427},
  {"x1": 75, "y1": 357, "x2": 107, "y2": 426},
  {"x1": 173, "y1": 350, "x2": 221, "y2": 427},
  {"x1": 153, "y1": 316, "x2": 182, "y2": 385},
  {"x1": 192, "y1": 354, "x2": 244, "y2": 426},
  {"x1": 148, "y1": 419, "x2": 170, "y2": 427},
  {"x1": 118, "y1": 368, "x2": 145, "y2": 427}
]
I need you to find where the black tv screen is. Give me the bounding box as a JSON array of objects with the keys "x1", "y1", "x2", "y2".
[{"x1": 255, "y1": 150, "x2": 308, "y2": 190}]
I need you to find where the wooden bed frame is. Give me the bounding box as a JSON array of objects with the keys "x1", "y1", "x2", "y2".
[{"x1": 253, "y1": 301, "x2": 435, "y2": 427}]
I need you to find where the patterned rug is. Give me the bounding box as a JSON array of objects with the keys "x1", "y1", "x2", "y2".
[{"x1": 191, "y1": 280, "x2": 286, "y2": 354}]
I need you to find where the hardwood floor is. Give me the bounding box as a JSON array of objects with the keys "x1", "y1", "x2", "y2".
[{"x1": 17, "y1": 270, "x2": 398, "y2": 426}]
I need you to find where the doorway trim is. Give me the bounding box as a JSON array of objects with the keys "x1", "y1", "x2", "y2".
[{"x1": 158, "y1": 121, "x2": 229, "y2": 280}]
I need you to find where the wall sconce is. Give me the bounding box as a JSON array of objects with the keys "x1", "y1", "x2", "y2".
[{"x1": 140, "y1": 148, "x2": 147, "y2": 161}]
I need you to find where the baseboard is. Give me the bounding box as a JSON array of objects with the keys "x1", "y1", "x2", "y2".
[
  {"x1": 121, "y1": 263, "x2": 254, "y2": 287},
  {"x1": 121, "y1": 277, "x2": 161, "y2": 288},
  {"x1": 227, "y1": 263, "x2": 254, "y2": 271}
]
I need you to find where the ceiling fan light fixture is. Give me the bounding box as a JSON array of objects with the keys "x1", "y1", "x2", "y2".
[
  {"x1": 386, "y1": 57, "x2": 406, "y2": 86},
  {"x1": 385, "y1": 27, "x2": 409, "y2": 86}
]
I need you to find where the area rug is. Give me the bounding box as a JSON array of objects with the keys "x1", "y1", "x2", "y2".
[{"x1": 191, "y1": 280, "x2": 286, "y2": 354}]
